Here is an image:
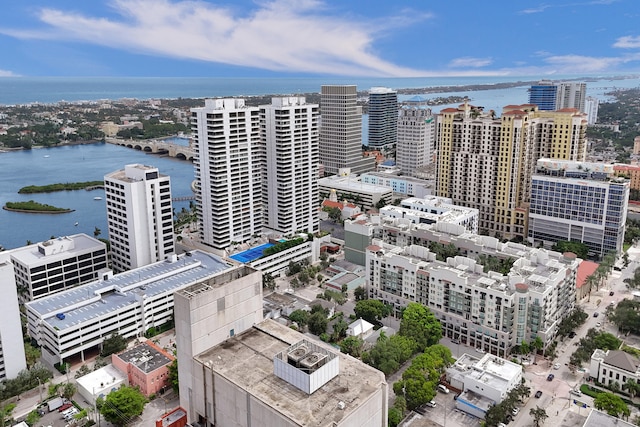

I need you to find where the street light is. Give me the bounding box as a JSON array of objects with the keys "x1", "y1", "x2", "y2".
[{"x1": 37, "y1": 377, "x2": 42, "y2": 404}]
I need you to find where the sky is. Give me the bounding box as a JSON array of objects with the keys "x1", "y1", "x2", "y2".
[{"x1": 0, "y1": 0, "x2": 639, "y2": 78}]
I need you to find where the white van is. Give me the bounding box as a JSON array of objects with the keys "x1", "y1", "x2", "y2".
[{"x1": 437, "y1": 384, "x2": 450, "y2": 394}]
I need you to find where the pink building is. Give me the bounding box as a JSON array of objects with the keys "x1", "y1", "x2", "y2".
[{"x1": 112, "y1": 340, "x2": 174, "y2": 397}]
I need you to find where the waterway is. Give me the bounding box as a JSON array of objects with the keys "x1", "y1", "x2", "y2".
[{"x1": 0, "y1": 143, "x2": 196, "y2": 250}]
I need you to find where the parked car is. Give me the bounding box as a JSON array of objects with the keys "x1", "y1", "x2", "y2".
[
  {"x1": 610, "y1": 291, "x2": 615, "y2": 296},
  {"x1": 553, "y1": 363, "x2": 561, "y2": 370},
  {"x1": 58, "y1": 403, "x2": 73, "y2": 413},
  {"x1": 570, "y1": 389, "x2": 582, "y2": 396},
  {"x1": 426, "y1": 400, "x2": 437, "y2": 408},
  {"x1": 438, "y1": 384, "x2": 450, "y2": 394},
  {"x1": 596, "y1": 322, "x2": 602, "y2": 328},
  {"x1": 535, "y1": 390, "x2": 543, "y2": 398},
  {"x1": 451, "y1": 339, "x2": 460, "y2": 345},
  {"x1": 547, "y1": 374, "x2": 555, "y2": 381},
  {"x1": 568, "y1": 331, "x2": 576, "y2": 338},
  {"x1": 512, "y1": 408, "x2": 519, "y2": 416},
  {"x1": 593, "y1": 312, "x2": 599, "y2": 317}
]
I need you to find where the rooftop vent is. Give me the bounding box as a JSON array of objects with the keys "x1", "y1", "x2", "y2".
[{"x1": 288, "y1": 346, "x2": 309, "y2": 363}]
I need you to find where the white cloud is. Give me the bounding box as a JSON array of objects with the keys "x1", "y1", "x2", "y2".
[
  {"x1": 0, "y1": 0, "x2": 434, "y2": 77},
  {"x1": 614, "y1": 36, "x2": 640, "y2": 48},
  {"x1": 0, "y1": 69, "x2": 20, "y2": 77},
  {"x1": 541, "y1": 53, "x2": 640, "y2": 73},
  {"x1": 519, "y1": 5, "x2": 550, "y2": 14},
  {"x1": 448, "y1": 57, "x2": 493, "y2": 68}
]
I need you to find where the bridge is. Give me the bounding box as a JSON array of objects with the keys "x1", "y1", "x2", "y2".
[{"x1": 106, "y1": 137, "x2": 195, "y2": 161}]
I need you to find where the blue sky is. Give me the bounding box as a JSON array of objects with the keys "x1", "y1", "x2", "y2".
[{"x1": 1, "y1": 0, "x2": 639, "y2": 77}]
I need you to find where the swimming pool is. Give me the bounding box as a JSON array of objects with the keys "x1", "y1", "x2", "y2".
[{"x1": 229, "y1": 242, "x2": 274, "y2": 263}]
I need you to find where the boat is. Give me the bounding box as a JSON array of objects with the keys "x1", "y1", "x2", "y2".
[
  {"x1": 74, "y1": 222, "x2": 79, "y2": 226},
  {"x1": 43, "y1": 155, "x2": 50, "y2": 158},
  {"x1": 93, "y1": 197, "x2": 102, "y2": 201}
]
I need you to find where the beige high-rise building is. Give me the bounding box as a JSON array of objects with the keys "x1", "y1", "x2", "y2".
[
  {"x1": 319, "y1": 85, "x2": 375, "y2": 176},
  {"x1": 436, "y1": 102, "x2": 587, "y2": 239}
]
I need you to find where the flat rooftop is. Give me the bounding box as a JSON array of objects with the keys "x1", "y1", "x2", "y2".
[
  {"x1": 195, "y1": 319, "x2": 386, "y2": 425},
  {"x1": 465, "y1": 354, "x2": 522, "y2": 389},
  {"x1": 116, "y1": 341, "x2": 173, "y2": 374},
  {"x1": 318, "y1": 176, "x2": 393, "y2": 195},
  {"x1": 8, "y1": 233, "x2": 105, "y2": 265},
  {"x1": 27, "y1": 251, "x2": 232, "y2": 330}
]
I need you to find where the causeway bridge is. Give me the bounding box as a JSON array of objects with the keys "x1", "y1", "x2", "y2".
[{"x1": 106, "y1": 137, "x2": 195, "y2": 161}]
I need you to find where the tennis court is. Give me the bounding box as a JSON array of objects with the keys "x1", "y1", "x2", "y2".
[{"x1": 230, "y1": 242, "x2": 274, "y2": 263}]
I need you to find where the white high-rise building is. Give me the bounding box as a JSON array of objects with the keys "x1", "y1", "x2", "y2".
[
  {"x1": 104, "y1": 164, "x2": 175, "y2": 273},
  {"x1": 319, "y1": 85, "x2": 375, "y2": 176},
  {"x1": 585, "y1": 96, "x2": 599, "y2": 125},
  {"x1": 396, "y1": 96, "x2": 436, "y2": 176},
  {"x1": 191, "y1": 99, "x2": 262, "y2": 251},
  {"x1": 368, "y1": 87, "x2": 397, "y2": 150},
  {"x1": 0, "y1": 253, "x2": 27, "y2": 380},
  {"x1": 260, "y1": 97, "x2": 319, "y2": 235},
  {"x1": 557, "y1": 82, "x2": 587, "y2": 112}
]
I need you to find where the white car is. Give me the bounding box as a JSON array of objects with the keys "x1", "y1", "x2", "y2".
[
  {"x1": 476, "y1": 347, "x2": 485, "y2": 353},
  {"x1": 512, "y1": 408, "x2": 519, "y2": 416},
  {"x1": 553, "y1": 363, "x2": 561, "y2": 370},
  {"x1": 596, "y1": 322, "x2": 602, "y2": 328}
]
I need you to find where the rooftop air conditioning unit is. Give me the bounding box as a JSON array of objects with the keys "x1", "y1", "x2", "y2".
[{"x1": 287, "y1": 346, "x2": 309, "y2": 363}]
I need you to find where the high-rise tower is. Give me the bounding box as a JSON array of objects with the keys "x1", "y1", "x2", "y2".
[
  {"x1": 191, "y1": 99, "x2": 262, "y2": 251},
  {"x1": 368, "y1": 87, "x2": 398, "y2": 150},
  {"x1": 104, "y1": 164, "x2": 175, "y2": 273},
  {"x1": 396, "y1": 96, "x2": 436, "y2": 176},
  {"x1": 260, "y1": 97, "x2": 320, "y2": 235},
  {"x1": 319, "y1": 85, "x2": 374, "y2": 176},
  {"x1": 436, "y1": 103, "x2": 587, "y2": 239}
]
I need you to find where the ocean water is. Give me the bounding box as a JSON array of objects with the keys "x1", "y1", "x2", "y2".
[{"x1": 0, "y1": 75, "x2": 638, "y2": 105}]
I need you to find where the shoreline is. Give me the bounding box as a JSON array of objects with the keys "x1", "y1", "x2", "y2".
[{"x1": 2, "y1": 206, "x2": 74, "y2": 214}]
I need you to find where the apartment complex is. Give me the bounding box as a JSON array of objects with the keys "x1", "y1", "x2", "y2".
[
  {"x1": 585, "y1": 96, "x2": 599, "y2": 125},
  {"x1": 8, "y1": 234, "x2": 107, "y2": 302},
  {"x1": 368, "y1": 87, "x2": 398, "y2": 150},
  {"x1": 365, "y1": 241, "x2": 579, "y2": 357},
  {"x1": 105, "y1": 164, "x2": 175, "y2": 272},
  {"x1": 319, "y1": 85, "x2": 375, "y2": 176},
  {"x1": 260, "y1": 97, "x2": 319, "y2": 235},
  {"x1": 528, "y1": 159, "x2": 629, "y2": 258},
  {"x1": 344, "y1": 203, "x2": 479, "y2": 266},
  {"x1": 435, "y1": 102, "x2": 587, "y2": 239},
  {"x1": 528, "y1": 81, "x2": 587, "y2": 112},
  {"x1": 396, "y1": 96, "x2": 436, "y2": 176},
  {"x1": 0, "y1": 253, "x2": 27, "y2": 380},
  {"x1": 191, "y1": 99, "x2": 262, "y2": 251},
  {"x1": 26, "y1": 250, "x2": 233, "y2": 366}
]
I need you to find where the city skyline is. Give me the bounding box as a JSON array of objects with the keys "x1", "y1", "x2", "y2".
[{"x1": 0, "y1": 0, "x2": 638, "y2": 78}]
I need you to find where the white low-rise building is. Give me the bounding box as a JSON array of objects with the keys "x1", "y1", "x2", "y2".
[
  {"x1": 76, "y1": 364, "x2": 128, "y2": 405},
  {"x1": 590, "y1": 349, "x2": 640, "y2": 387},
  {"x1": 447, "y1": 353, "x2": 523, "y2": 418},
  {"x1": 347, "y1": 318, "x2": 374, "y2": 339},
  {"x1": 318, "y1": 174, "x2": 393, "y2": 210},
  {"x1": 26, "y1": 250, "x2": 235, "y2": 366}
]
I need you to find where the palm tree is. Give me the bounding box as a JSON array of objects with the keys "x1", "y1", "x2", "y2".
[
  {"x1": 530, "y1": 406, "x2": 548, "y2": 427},
  {"x1": 624, "y1": 379, "x2": 640, "y2": 398}
]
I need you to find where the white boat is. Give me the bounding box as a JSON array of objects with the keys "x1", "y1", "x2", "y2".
[
  {"x1": 93, "y1": 196, "x2": 102, "y2": 200},
  {"x1": 43, "y1": 155, "x2": 50, "y2": 158},
  {"x1": 74, "y1": 222, "x2": 79, "y2": 226}
]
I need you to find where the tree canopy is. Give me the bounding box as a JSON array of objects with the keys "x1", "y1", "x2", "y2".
[
  {"x1": 551, "y1": 240, "x2": 589, "y2": 259},
  {"x1": 100, "y1": 386, "x2": 147, "y2": 426},
  {"x1": 594, "y1": 392, "x2": 630, "y2": 418},
  {"x1": 354, "y1": 299, "x2": 392, "y2": 326},
  {"x1": 101, "y1": 333, "x2": 127, "y2": 357},
  {"x1": 399, "y1": 303, "x2": 442, "y2": 351}
]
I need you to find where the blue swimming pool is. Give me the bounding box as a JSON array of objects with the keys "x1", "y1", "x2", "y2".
[{"x1": 229, "y1": 242, "x2": 274, "y2": 263}]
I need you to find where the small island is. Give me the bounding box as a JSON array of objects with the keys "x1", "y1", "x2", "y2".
[
  {"x1": 18, "y1": 181, "x2": 104, "y2": 194},
  {"x1": 3, "y1": 200, "x2": 74, "y2": 214}
]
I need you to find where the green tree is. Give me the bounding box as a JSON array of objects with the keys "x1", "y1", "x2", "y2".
[
  {"x1": 0, "y1": 403, "x2": 16, "y2": 427},
  {"x1": 551, "y1": 240, "x2": 589, "y2": 259},
  {"x1": 520, "y1": 341, "x2": 530, "y2": 355},
  {"x1": 94, "y1": 226, "x2": 101, "y2": 238},
  {"x1": 24, "y1": 409, "x2": 40, "y2": 427},
  {"x1": 308, "y1": 311, "x2": 328, "y2": 336},
  {"x1": 288, "y1": 309, "x2": 310, "y2": 328},
  {"x1": 331, "y1": 319, "x2": 348, "y2": 342},
  {"x1": 530, "y1": 406, "x2": 548, "y2": 427},
  {"x1": 354, "y1": 286, "x2": 367, "y2": 301},
  {"x1": 100, "y1": 385, "x2": 147, "y2": 426},
  {"x1": 101, "y1": 333, "x2": 127, "y2": 357},
  {"x1": 23, "y1": 342, "x2": 41, "y2": 368},
  {"x1": 354, "y1": 299, "x2": 392, "y2": 326},
  {"x1": 62, "y1": 382, "x2": 77, "y2": 399},
  {"x1": 388, "y1": 407, "x2": 402, "y2": 427},
  {"x1": 168, "y1": 359, "x2": 179, "y2": 393},
  {"x1": 594, "y1": 392, "x2": 630, "y2": 418},
  {"x1": 262, "y1": 272, "x2": 276, "y2": 290},
  {"x1": 339, "y1": 336, "x2": 364, "y2": 357},
  {"x1": 399, "y1": 303, "x2": 442, "y2": 351}
]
